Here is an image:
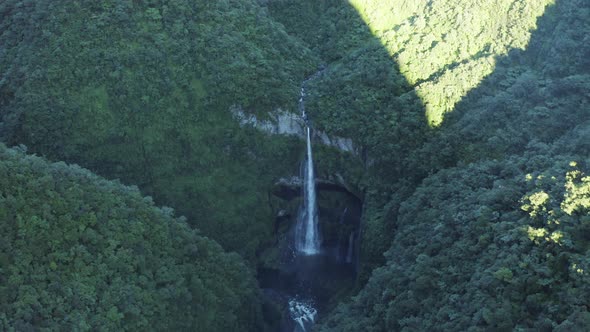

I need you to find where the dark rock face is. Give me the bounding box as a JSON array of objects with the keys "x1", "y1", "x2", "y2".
[
  {"x1": 271, "y1": 176, "x2": 361, "y2": 202},
  {"x1": 269, "y1": 175, "x2": 363, "y2": 269},
  {"x1": 269, "y1": 173, "x2": 363, "y2": 268},
  {"x1": 272, "y1": 177, "x2": 303, "y2": 201},
  {"x1": 231, "y1": 108, "x2": 356, "y2": 154},
  {"x1": 260, "y1": 173, "x2": 363, "y2": 324}
]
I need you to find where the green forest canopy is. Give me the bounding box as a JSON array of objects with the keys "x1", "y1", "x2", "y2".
[
  {"x1": 0, "y1": 0, "x2": 589, "y2": 330},
  {"x1": 0, "y1": 143, "x2": 267, "y2": 331}
]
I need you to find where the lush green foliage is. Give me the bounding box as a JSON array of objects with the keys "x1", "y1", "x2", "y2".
[
  {"x1": 316, "y1": 0, "x2": 590, "y2": 330},
  {"x1": 0, "y1": 143, "x2": 267, "y2": 331},
  {"x1": 2, "y1": 0, "x2": 590, "y2": 330},
  {"x1": 268, "y1": 0, "x2": 434, "y2": 279},
  {"x1": 320, "y1": 158, "x2": 590, "y2": 331},
  {"x1": 268, "y1": 0, "x2": 563, "y2": 281},
  {"x1": 0, "y1": 0, "x2": 320, "y2": 261},
  {"x1": 349, "y1": 0, "x2": 554, "y2": 125}
]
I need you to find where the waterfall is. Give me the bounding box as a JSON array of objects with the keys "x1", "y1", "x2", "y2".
[
  {"x1": 346, "y1": 232, "x2": 354, "y2": 263},
  {"x1": 295, "y1": 85, "x2": 321, "y2": 255},
  {"x1": 339, "y1": 207, "x2": 348, "y2": 224}
]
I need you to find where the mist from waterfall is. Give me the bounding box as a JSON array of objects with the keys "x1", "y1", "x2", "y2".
[{"x1": 346, "y1": 232, "x2": 354, "y2": 263}]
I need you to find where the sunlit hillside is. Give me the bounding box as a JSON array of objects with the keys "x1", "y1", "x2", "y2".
[{"x1": 350, "y1": 0, "x2": 554, "y2": 125}]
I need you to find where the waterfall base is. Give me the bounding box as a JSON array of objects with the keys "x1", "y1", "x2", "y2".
[
  {"x1": 259, "y1": 253, "x2": 355, "y2": 332},
  {"x1": 289, "y1": 299, "x2": 317, "y2": 332}
]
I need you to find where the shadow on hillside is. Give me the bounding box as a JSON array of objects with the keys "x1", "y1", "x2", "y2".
[
  {"x1": 267, "y1": 0, "x2": 565, "y2": 186},
  {"x1": 264, "y1": 0, "x2": 571, "y2": 298}
]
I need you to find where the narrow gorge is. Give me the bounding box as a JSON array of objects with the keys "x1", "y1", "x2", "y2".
[{"x1": 260, "y1": 75, "x2": 360, "y2": 331}]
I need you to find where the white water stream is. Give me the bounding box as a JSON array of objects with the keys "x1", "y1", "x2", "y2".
[
  {"x1": 289, "y1": 299, "x2": 317, "y2": 332},
  {"x1": 295, "y1": 86, "x2": 321, "y2": 255}
]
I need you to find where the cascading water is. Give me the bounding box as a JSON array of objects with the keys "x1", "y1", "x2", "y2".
[
  {"x1": 289, "y1": 81, "x2": 321, "y2": 332},
  {"x1": 260, "y1": 71, "x2": 360, "y2": 332},
  {"x1": 346, "y1": 232, "x2": 354, "y2": 263},
  {"x1": 295, "y1": 86, "x2": 321, "y2": 255},
  {"x1": 289, "y1": 299, "x2": 317, "y2": 332},
  {"x1": 340, "y1": 207, "x2": 348, "y2": 224}
]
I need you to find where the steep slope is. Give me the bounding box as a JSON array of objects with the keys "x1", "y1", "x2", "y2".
[
  {"x1": 348, "y1": 0, "x2": 554, "y2": 126},
  {"x1": 0, "y1": 0, "x2": 319, "y2": 261},
  {"x1": 321, "y1": 158, "x2": 590, "y2": 331},
  {"x1": 0, "y1": 143, "x2": 267, "y2": 331},
  {"x1": 266, "y1": 0, "x2": 562, "y2": 281},
  {"x1": 318, "y1": 0, "x2": 590, "y2": 330}
]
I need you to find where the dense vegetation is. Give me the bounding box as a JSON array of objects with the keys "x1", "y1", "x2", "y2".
[
  {"x1": 0, "y1": 0, "x2": 321, "y2": 261},
  {"x1": 1, "y1": 0, "x2": 589, "y2": 330},
  {"x1": 320, "y1": 158, "x2": 590, "y2": 331},
  {"x1": 268, "y1": 0, "x2": 566, "y2": 281},
  {"x1": 0, "y1": 143, "x2": 267, "y2": 331},
  {"x1": 312, "y1": 0, "x2": 590, "y2": 330}
]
